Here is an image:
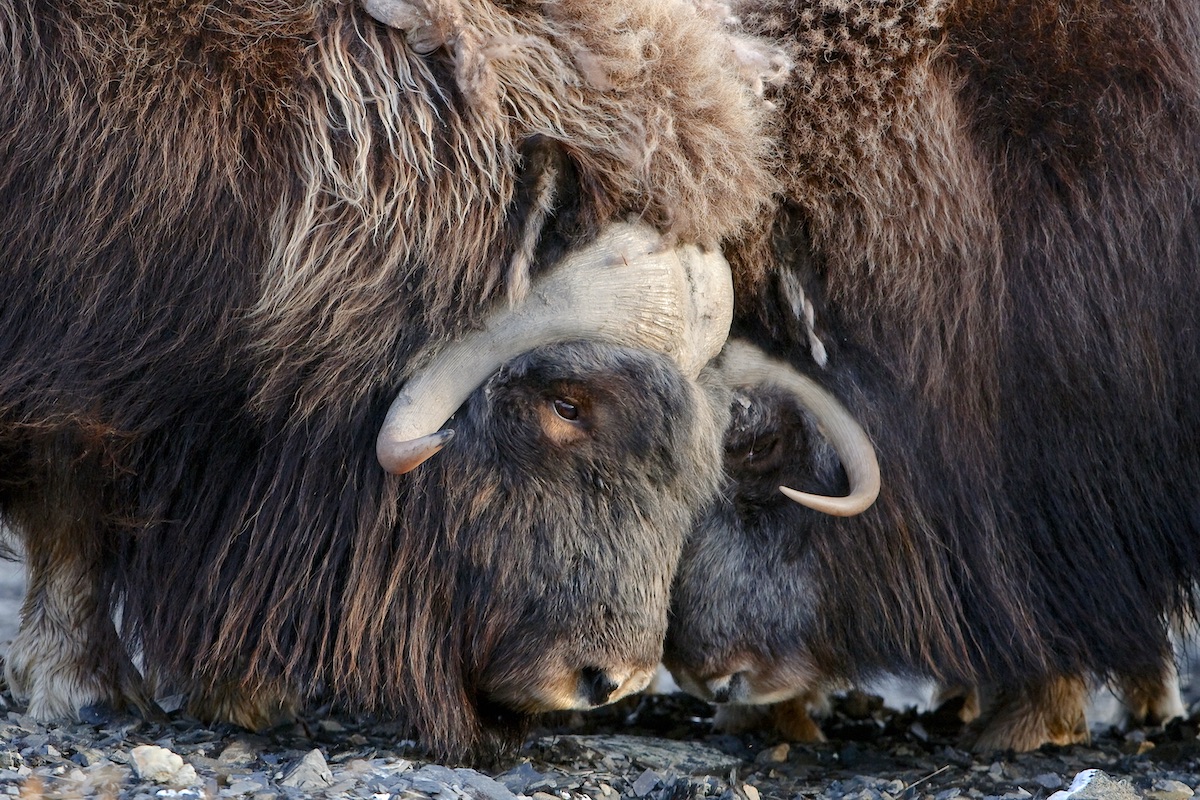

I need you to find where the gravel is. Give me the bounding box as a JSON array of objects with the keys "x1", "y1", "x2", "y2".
[
  {"x1": 2, "y1": 684, "x2": 1200, "y2": 800},
  {"x1": 3, "y1": 558, "x2": 1200, "y2": 800}
]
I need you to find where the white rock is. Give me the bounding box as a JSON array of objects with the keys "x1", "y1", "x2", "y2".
[
  {"x1": 129, "y1": 745, "x2": 199, "y2": 787},
  {"x1": 1047, "y1": 770, "x2": 1139, "y2": 800}
]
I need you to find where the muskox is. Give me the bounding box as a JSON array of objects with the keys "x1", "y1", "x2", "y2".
[
  {"x1": 0, "y1": 0, "x2": 779, "y2": 757},
  {"x1": 665, "y1": 0, "x2": 1200, "y2": 751}
]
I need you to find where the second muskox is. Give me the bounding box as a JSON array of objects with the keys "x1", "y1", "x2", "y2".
[{"x1": 665, "y1": 0, "x2": 1200, "y2": 751}]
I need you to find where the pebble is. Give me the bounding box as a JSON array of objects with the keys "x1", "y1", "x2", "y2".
[
  {"x1": 1047, "y1": 770, "x2": 1139, "y2": 800},
  {"x1": 755, "y1": 744, "x2": 790, "y2": 765},
  {"x1": 1034, "y1": 774, "x2": 1064, "y2": 790},
  {"x1": 130, "y1": 745, "x2": 200, "y2": 786},
  {"x1": 279, "y1": 749, "x2": 333, "y2": 790},
  {"x1": 218, "y1": 739, "x2": 262, "y2": 767},
  {"x1": 1147, "y1": 780, "x2": 1196, "y2": 800},
  {"x1": 631, "y1": 769, "x2": 661, "y2": 797}
]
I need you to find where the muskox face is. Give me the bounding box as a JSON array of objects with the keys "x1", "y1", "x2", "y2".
[
  {"x1": 664, "y1": 382, "x2": 839, "y2": 706},
  {"x1": 414, "y1": 341, "x2": 728, "y2": 721}
]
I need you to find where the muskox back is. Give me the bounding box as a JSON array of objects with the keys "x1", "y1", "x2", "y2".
[
  {"x1": 667, "y1": 0, "x2": 1200, "y2": 750},
  {"x1": 0, "y1": 0, "x2": 775, "y2": 758}
]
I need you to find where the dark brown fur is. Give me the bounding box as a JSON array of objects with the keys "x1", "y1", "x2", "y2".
[
  {"x1": 667, "y1": 0, "x2": 1200, "y2": 748},
  {"x1": 0, "y1": 0, "x2": 770, "y2": 758}
]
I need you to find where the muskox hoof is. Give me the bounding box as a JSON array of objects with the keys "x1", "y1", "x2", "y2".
[
  {"x1": 5, "y1": 614, "x2": 152, "y2": 722},
  {"x1": 965, "y1": 676, "x2": 1089, "y2": 752},
  {"x1": 186, "y1": 682, "x2": 299, "y2": 732},
  {"x1": 1116, "y1": 664, "x2": 1185, "y2": 729},
  {"x1": 712, "y1": 690, "x2": 829, "y2": 743},
  {"x1": 930, "y1": 684, "x2": 983, "y2": 726},
  {"x1": 770, "y1": 694, "x2": 828, "y2": 743},
  {"x1": 5, "y1": 542, "x2": 153, "y2": 722}
]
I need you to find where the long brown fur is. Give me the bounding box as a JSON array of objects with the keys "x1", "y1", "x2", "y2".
[{"x1": 0, "y1": 0, "x2": 773, "y2": 759}]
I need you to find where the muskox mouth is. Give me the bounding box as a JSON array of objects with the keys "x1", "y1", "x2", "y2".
[
  {"x1": 480, "y1": 659, "x2": 658, "y2": 716},
  {"x1": 670, "y1": 657, "x2": 824, "y2": 708},
  {"x1": 376, "y1": 222, "x2": 734, "y2": 473}
]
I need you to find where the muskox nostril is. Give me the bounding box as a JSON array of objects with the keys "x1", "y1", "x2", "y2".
[{"x1": 580, "y1": 666, "x2": 620, "y2": 706}]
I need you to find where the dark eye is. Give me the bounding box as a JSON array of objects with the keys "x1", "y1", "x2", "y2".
[
  {"x1": 745, "y1": 436, "x2": 779, "y2": 463},
  {"x1": 553, "y1": 398, "x2": 580, "y2": 421}
]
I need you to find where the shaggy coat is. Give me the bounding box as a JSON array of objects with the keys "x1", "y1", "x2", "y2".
[
  {"x1": 667, "y1": 0, "x2": 1200, "y2": 748},
  {"x1": 0, "y1": 0, "x2": 773, "y2": 757}
]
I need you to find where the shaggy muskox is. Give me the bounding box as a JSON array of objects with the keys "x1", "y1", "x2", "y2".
[
  {"x1": 0, "y1": 0, "x2": 779, "y2": 757},
  {"x1": 665, "y1": 0, "x2": 1200, "y2": 751}
]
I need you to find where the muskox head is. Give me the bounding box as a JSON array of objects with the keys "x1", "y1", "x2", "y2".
[
  {"x1": 411, "y1": 341, "x2": 729, "y2": 719},
  {"x1": 664, "y1": 339, "x2": 877, "y2": 707}
]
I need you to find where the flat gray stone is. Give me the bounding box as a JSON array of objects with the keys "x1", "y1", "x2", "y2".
[
  {"x1": 1034, "y1": 774, "x2": 1064, "y2": 790},
  {"x1": 1147, "y1": 780, "x2": 1196, "y2": 800},
  {"x1": 455, "y1": 769, "x2": 517, "y2": 800},
  {"x1": 226, "y1": 777, "x2": 270, "y2": 795},
  {"x1": 279, "y1": 749, "x2": 332, "y2": 790},
  {"x1": 552, "y1": 735, "x2": 743, "y2": 775},
  {"x1": 631, "y1": 769, "x2": 661, "y2": 797},
  {"x1": 496, "y1": 762, "x2": 542, "y2": 794},
  {"x1": 218, "y1": 740, "x2": 262, "y2": 767}
]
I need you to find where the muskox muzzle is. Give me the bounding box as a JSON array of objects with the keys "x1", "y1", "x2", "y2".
[{"x1": 376, "y1": 222, "x2": 734, "y2": 473}]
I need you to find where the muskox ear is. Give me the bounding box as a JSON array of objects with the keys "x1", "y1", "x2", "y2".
[{"x1": 503, "y1": 137, "x2": 600, "y2": 306}]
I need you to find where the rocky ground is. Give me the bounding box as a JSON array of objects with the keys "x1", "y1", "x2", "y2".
[{"x1": 2, "y1": 560, "x2": 1200, "y2": 800}]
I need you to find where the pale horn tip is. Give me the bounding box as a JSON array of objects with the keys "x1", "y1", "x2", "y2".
[
  {"x1": 378, "y1": 429, "x2": 456, "y2": 475},
  {"x1": 778, "y1": 479, "x2": 879, "y2": 517}
]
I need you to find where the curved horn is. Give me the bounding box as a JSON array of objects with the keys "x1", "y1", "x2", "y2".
[
  {"x1": 377, "y1": 221, "x2": 734, "y2": 474},
  {"x1": 360, "y1": 0, "x2": 452, "y2": 55},
  {"x1": 716, "y1": 339, "x2": 880, "y2": 516}
]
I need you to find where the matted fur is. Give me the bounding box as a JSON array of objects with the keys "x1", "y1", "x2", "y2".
[
  {"x1": 668, "y1": 0, "x2": 1200, "y2": 749},
  {"x1": 0, "y1": 0, "x2": 771, "y2": 758}
]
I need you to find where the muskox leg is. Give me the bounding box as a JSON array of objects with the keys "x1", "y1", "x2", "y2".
[
  {"x1": 5, "y1": 522, "x2": 149, "y2": 720},
  {"x1": 931, "y1": 684, "x2": 982, "y2": 725},
  {"x1": 1116, "y1": 662, "x2": 1185, "y2": 728},
  {"x1": 713, "y1": 689, "x2": 830, "y2": 743},
  {"x1": 185, "y1": 682, "x2": 299, "y2": 732},
  {"x1": 967, "y1": 675, "x2": 1089, "y2": 752}
]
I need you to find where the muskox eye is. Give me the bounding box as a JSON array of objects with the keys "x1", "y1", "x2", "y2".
[
  {"x1": 746, "y1": 436, "x2": 779, "y2": 463},
  {"x1": 553, "y1": 398, "x2": 580, "y2": 421}
]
